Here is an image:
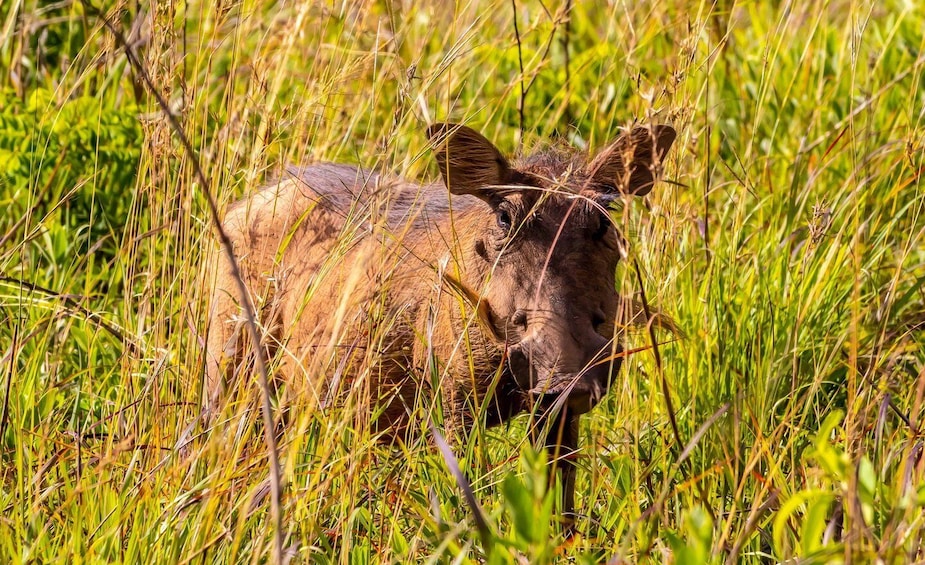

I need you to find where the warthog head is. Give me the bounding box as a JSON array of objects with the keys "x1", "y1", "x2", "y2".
[{"x1": 428, "y1": 123, "x2": 676, "y2": 414}]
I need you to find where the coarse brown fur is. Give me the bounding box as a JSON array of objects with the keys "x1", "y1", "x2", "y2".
[{"x1": 204, "y1": 123, "x2": 676, "y2": 531}]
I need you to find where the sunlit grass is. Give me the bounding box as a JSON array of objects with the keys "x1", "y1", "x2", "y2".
[{"x1": 1, "y1": 0, "x2": 924, "y2": 562}]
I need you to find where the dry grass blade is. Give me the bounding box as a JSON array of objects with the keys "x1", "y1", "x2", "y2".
[
  {"x1": 428, "y1": 420, "x2": 494, "y2": 555},
  {"x1": 75, "y1": 2, "x2": 284, "y2": 562},
  {"x1": 678, "y1": 402, "x2": 730, "y2": 464},
  {"x1": 631, "y1": 257, "x2": 683, "y2": 449},
  {"x1": 0, "y1": 276, "x2": 134, "y2": 350}
]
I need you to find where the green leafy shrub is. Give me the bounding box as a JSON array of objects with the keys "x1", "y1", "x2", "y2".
[{"x1": 0, "y1": 87, "x2": 141, "y2": 259}]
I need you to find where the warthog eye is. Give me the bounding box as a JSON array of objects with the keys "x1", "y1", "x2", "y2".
[{"x1": 496, "y1": 209, "x2": 512, "y2": 232}]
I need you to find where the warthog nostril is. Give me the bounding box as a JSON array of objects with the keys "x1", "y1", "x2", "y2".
[{"x1": 591, "y1": 309, "x2": 607, "y2": 331}]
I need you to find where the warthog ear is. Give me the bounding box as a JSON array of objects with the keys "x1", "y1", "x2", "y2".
[
  {"x1": 585, "y1": 125, "x2": 676, "y2": 196},
  {"x1": 427, "y1": 123, "x2": 511, "y2": 199}
]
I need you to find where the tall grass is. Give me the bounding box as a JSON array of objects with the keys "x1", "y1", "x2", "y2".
[{"x1": 1, "y1": 0, "x2": 924, "y2": 562}]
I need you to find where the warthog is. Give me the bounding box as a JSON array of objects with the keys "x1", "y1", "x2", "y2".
[{"x1": 205, "y1": 122, "x2": 676, "y2": 531}]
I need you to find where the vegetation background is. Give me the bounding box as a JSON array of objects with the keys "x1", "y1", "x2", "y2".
[{"x1": 1, "y1": 0, "x2": 923, "y2": 562}]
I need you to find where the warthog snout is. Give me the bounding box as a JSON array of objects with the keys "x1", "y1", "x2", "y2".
[{"x1": 507, "y1": 309, "x2": 620, "y2": 414}]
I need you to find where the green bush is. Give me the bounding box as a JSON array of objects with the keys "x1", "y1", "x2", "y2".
[{"x1": 0, "y1": 87, "x2": 141, "y2": 259}]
